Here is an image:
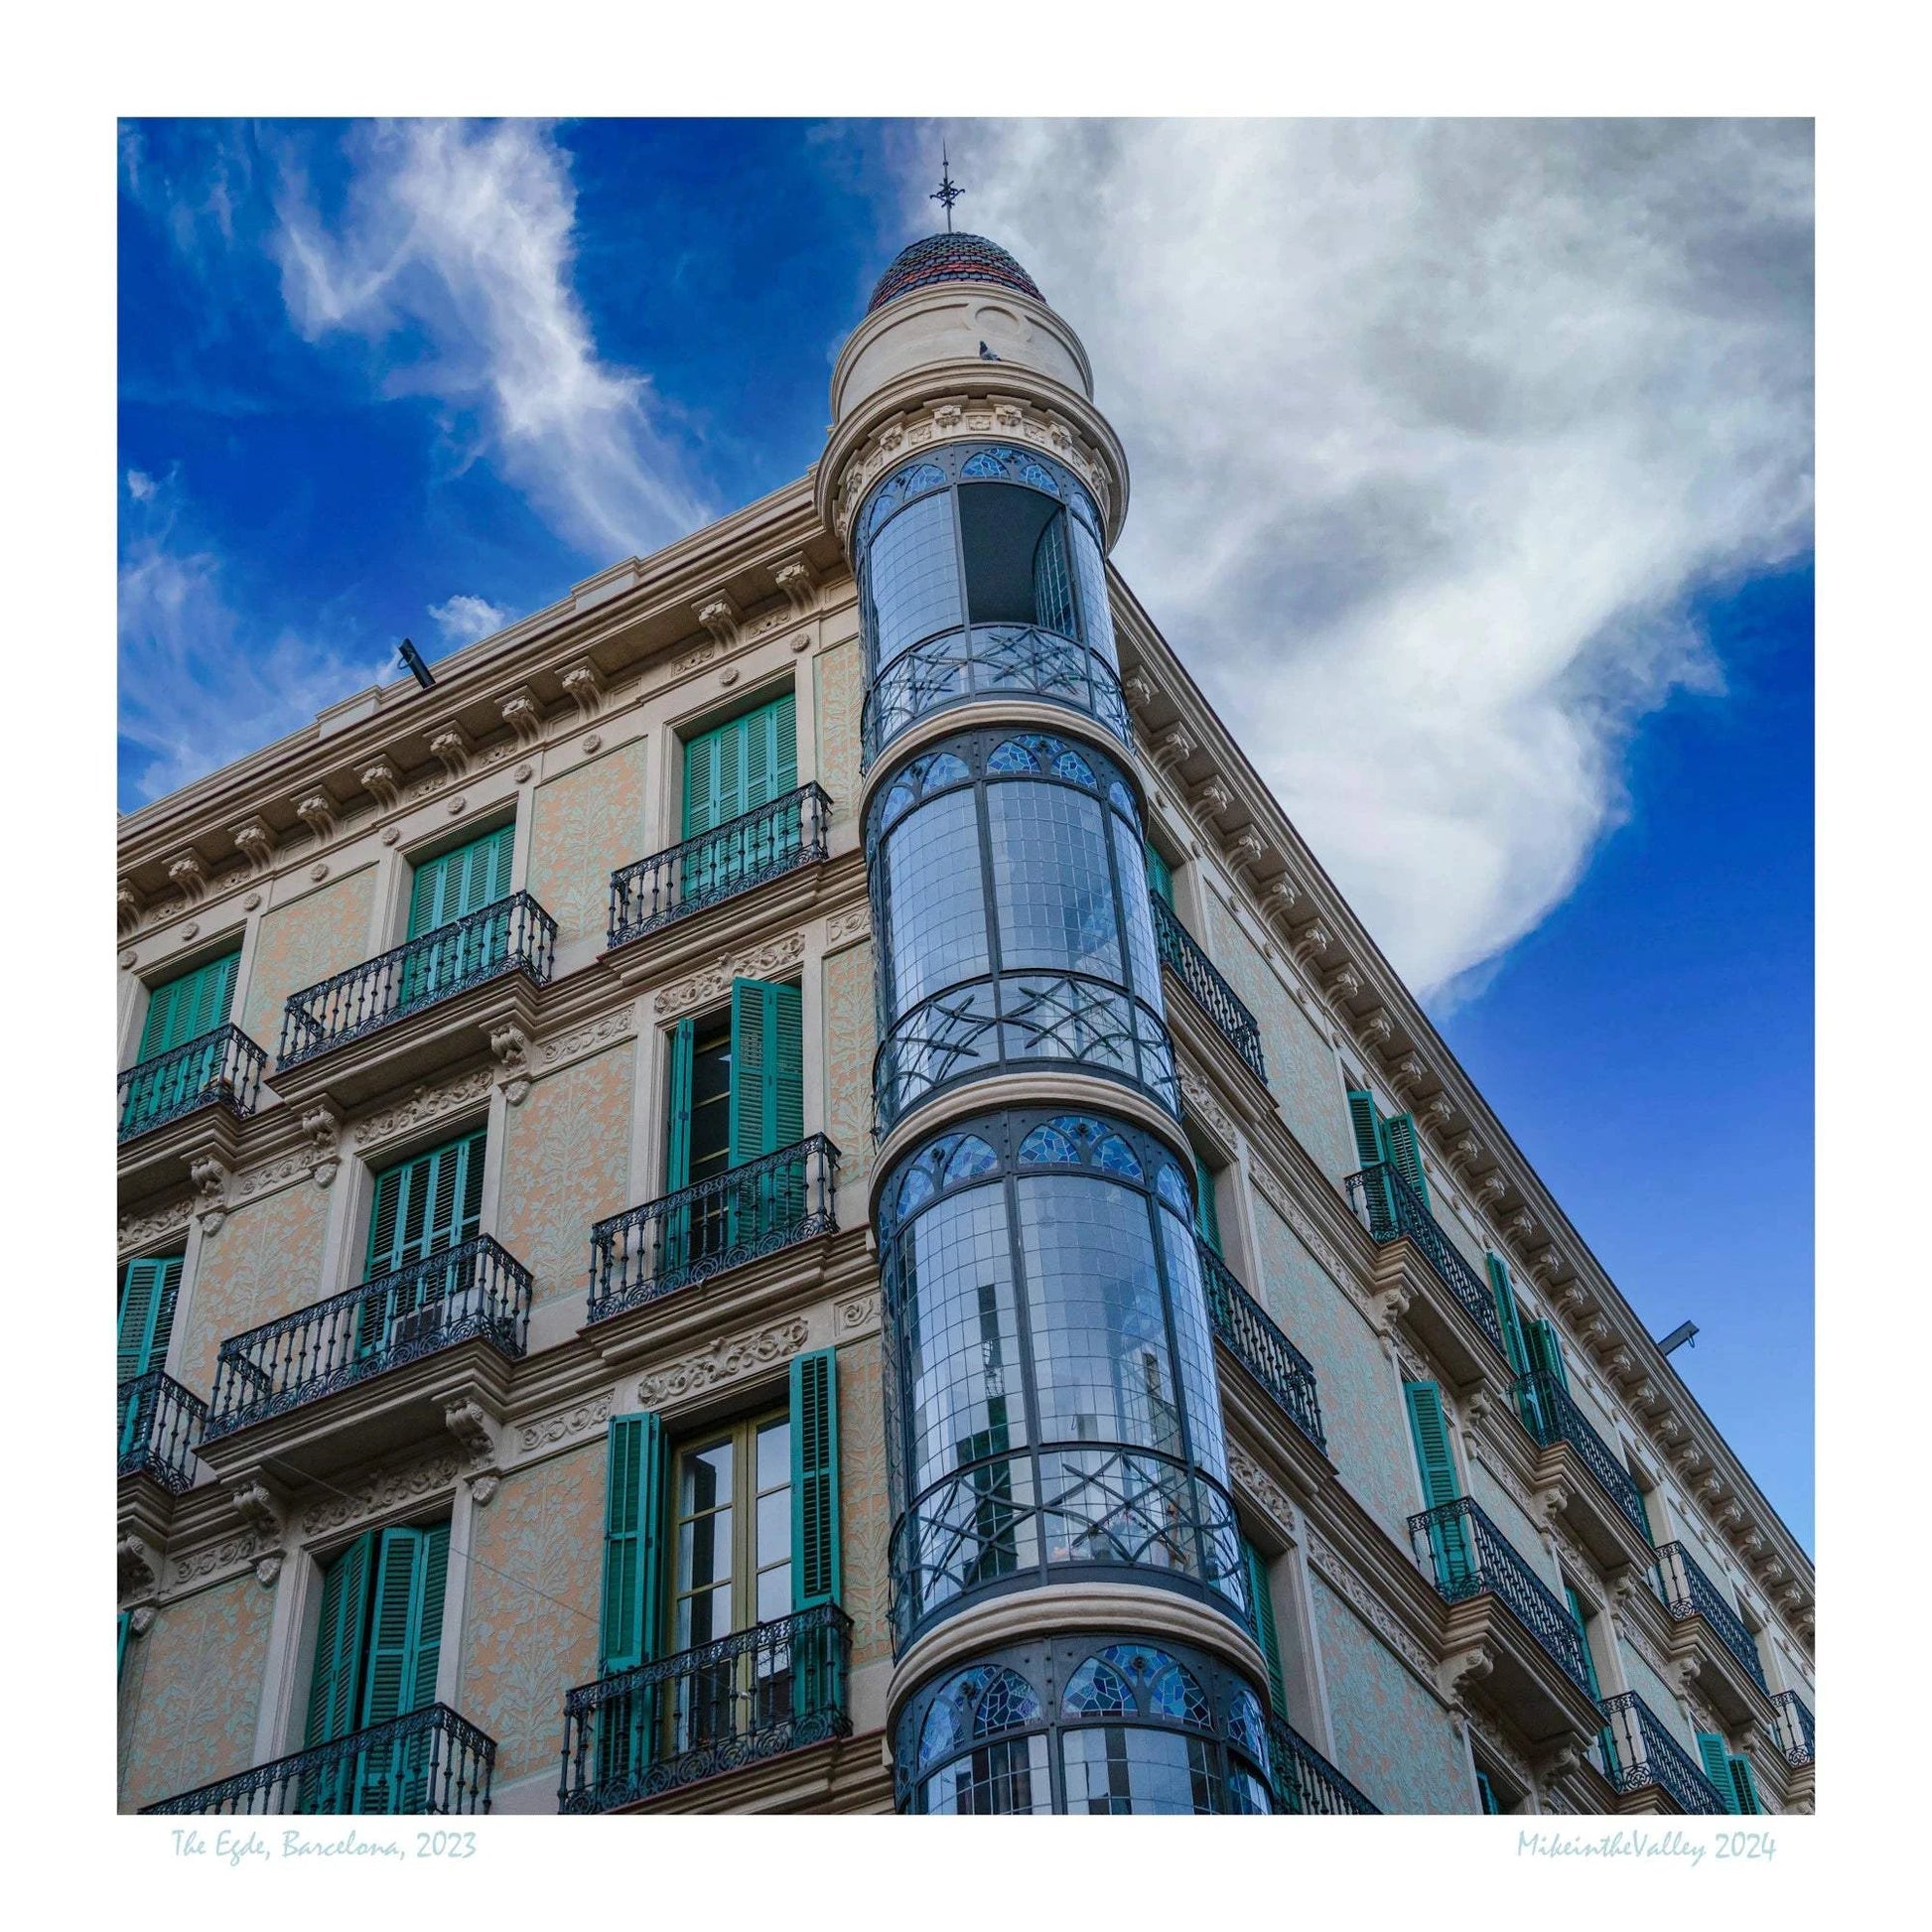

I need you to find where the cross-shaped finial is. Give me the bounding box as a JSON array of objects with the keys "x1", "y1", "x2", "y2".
[{"x1": 931, "y1": 145, "x2": 962, "y2": 232}]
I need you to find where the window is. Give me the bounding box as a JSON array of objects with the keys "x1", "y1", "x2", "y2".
[
  {"x1": 360, "y1": 1127, "x2": 486, "y2": 1352},
  {"x1": 1566, "y1": 1585, "x2": 1618, "y2": 1778},
  {"x1": 1241, "y1": 1535, "x2": 1289, "y2": 1719},
  {"x1": 124, "y1": 947, "x2": 242, "y2": 1134},
  {"x1": 1405, "y1": 1380, "x2": 1471, "y2": 1587},
  {"x1": 407, "y1": 823, "x2": 513, "y2": 938},
  {"x1": 682, "y1": 691, "x2": 798, "y2": 842},
  {"x1": 1697, "y1": 1731, "x2": 1763, "y2": 1815},
  {"x1": 1347, "y1": 1086, "x2": 1429, "y2": 1206},
  {"x1": 303, "y1": 1522, "x2": 451, "y2": 1805},
  {"x1": 116, "y1": 1253, "x2": 184, "y2": 1385}
]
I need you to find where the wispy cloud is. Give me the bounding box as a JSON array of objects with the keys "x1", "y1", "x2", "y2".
[
  {"x1": 118, "y1": 471, "x2": 396, "y2": 807},
  {"x1": 912, "y1": 119, "x2": 1812, "y2": 998},
  {"x1": 273, "y1": 119, "x2": 711, "y2": 562},
  {"x1": 428, "y1": 593, "x2": 509, "y2": 644}
]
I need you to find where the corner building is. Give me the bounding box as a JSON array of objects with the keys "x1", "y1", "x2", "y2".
[{"x1": 116, "y1": 231, "x2": 1816, "y2": 1818}]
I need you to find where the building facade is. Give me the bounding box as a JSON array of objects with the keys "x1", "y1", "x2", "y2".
[{"x1": 115, "y1": 231, "x2": 1816, "y2": 1818}]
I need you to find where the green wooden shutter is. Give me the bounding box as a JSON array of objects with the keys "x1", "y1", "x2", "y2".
[
  {"x1": 136, "y1": 948, "x2": 240, "y2": 1061},
  {"x1": 117, "y1": 1610, "x2": 131, "y2": 1681},
  {"x1": 1192, "y1": 1152, "x2": 1223, "y2": 1254},
  {"x1": 791, "y1": 1349, "x2": 842, "y2": 1608},
  {"x1": 306, "y1": 1531, "x2": 375, "y2": 1745},
  {"x1": 360, "y1": 1524, "x2": 450, "y2": 1726},
  {"x1": 602, "y1": 1413, "x2": 665, "y2": 1673},
  {"x1": 1144, "y1": 841, "x2": 1174, "y2": 906},
  {"x1": 1474, "y1": 1769, "x2": 1500, "y2": 1815},
  {"x1": 1405, "y1": 1382, "x2": 1461, "y2": 1509},
  {"x1": 116, "y1": 1254, "x2": 184, "y2": 1382},
  {"x1": 1727, "y1": 1751, "x2": 1762, "y2": 1815},
  {"x1": 665, "y1": 1019, "x2": 696, "y2": 1190},
  {"x1": 1564, "y1": 1586, "x2": 1604, "y2": 1698},
  {"x1": 1486, "y1": 1254, "x2": 1531, "y2": 1376},
  {"x1": 1526, "y1": 1317, "x2": 1571, "y2": 1392},
  {"x1": 1345, "y1": 1088, "x2": 1385, "y2": 1170},
  {"x1": 682, "y1": 694, "x2": 798, "y2": 841},
  {"x1": 1697, "y1": 1731, "x2": 1741, "y2": 1813},
  {"x1": 365, "y1": 1128, "x2": 486, "y2": 1276},
  {"x1": 1381, "y1": 1112, "x2": 1430, "y2": 1207},
  {"x1": 407, "y1": 824, "x2": 514, "y2": 937},
  {"x1": 730, "y1": 979, "x2": 803, "y2": 1165},
  {"x1": 1242, "y1": 1538, "x2": 1289, "y2": 1719}
]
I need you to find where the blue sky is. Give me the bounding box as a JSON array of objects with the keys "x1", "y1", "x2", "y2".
[{"x1": 118, "y1": 118, "x2": 1813, "y2": 1547}]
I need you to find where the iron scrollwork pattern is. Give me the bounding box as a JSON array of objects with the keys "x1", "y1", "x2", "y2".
[
  {"x1": 1597, "y1": 1692, "x2": 1728, "y2": 1815},
  {"x1": 1653, "y1": 1541, "x2": 1770, "y2": 1693},
  {"x1": 118, "y1": 1023, "x2": 267, "y2": 1141},
  {"x1": 117, "y1": 1371, "x2": 207, "y2": 1492}
]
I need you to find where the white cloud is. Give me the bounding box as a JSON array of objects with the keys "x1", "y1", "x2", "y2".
[
  {"x1": 274, "y1": 120, "x2": 710, "y2": 562},
  {"x1": 428, "y1": 593, "x2": 509, "y2": 644},
  {"x1": 907, "y1": 120, "x2": 1812, "y2": 998},
  {"x1": 125, "y1": 469, "x2": 157, "y2": 501}
]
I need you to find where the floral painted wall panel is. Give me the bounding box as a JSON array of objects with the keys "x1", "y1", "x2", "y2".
[
  {"x1": 177, "y1": 1181, "x2": 331, "y2": 1398},
  {"x1": 1250, "y1": 1196, "x2": 1416, "y2": 1542},
  {"x1": 1467, "y1": 1455, "x2": 1565, "y2": 1594},
  {"x1": 528, "y1": 741, "x2": 646, "y2": 952},
  {"x1": 119, "y1": 1576, "x2": 273, "y2": 1810},
  {"x1": 498, "y1": 1044, "x2": 634, "y2": 1316},
  {"x1": 1201, "y1": 900, "x2": 1355, "y2": 1186},
  {"x1": 240, "y1": 865, "x2": 378, "y2": 1047},
  {"x1": 836, "y1": 1334, "x2": 891, "y2": 1670},
  {"x1": 1311, "y1": 1572, "x2": 1471, "y2": 1814},
  {"x1": 457, "y1": 1444, "x2": 605, "y2": 1788},
  {"x1": 814, "y1": 640, "x2": 862, "y2": 827},
  {"x1": 822, "y1": 939, "x2": 875, "y2": 1193}
]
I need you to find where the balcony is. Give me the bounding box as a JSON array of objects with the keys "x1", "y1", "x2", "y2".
[
  {"x1": 1346, "y1": 1162, "x2": 1511, "y2": 1383},
  {"x1": 1512, "y1": 1369, "x2": 1654, "y2": 1566},
  {"x1": 587, "y1": 1136, "x2": 840, "y2": 1326},
  {"x1": 860, "y1": 622, "x2": 1134, "y2": 770},
  {"x1": 1267, "y1": 1715, "x2": 1380, "y2": 1815},
  {"x1": 119, "y1": 1023, "x2": 267, "y2": 1145},
  {"x1": 1150, "y1": 894, "x2": 1267, "y2": 1086},
  {"x1": 558, "y1": 1605, "x2": 852, "y2": 1813},
  {"x1": 1196, "y1": 1240, "x2": 1327, "y2": 1456},
  {"x1": 1772, "y1": 1689, "x2": 1814, "y2": 1767},
  {"x1": 1409, "y1": 1497, "x2": 1603, "y2": 1747},
  {"x1": 608, "y1": 783, "x2": 831, "y2": 952},
  {"x1": 203, "y1": 1235, "x2": 532, "y2": 1447},
  {"x1": 275, "y1": 895, "x2": 555, "y2": 1104},
  {"x1": 1653, "y1": 1541, "x2": 1772, "y2": 1725},
  {"x1": 1598, "y1": 1692, "x2": 1727, "y2": 1815},
  {"x1": 140, "y1": 1704, "x2": 495, "y2": 1816},
  {"x1": 117, "y1": 1372, "x2": 207, "y2": 1493}
]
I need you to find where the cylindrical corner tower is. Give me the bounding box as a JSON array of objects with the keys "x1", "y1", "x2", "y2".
[{"x1": 821, "y1": 233, "x2": 1273, "y2": 1814}]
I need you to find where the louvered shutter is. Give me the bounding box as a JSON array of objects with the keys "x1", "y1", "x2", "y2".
[
  {"x1": 1345, "y1": 1088, "x2": 1385, "y2": 1169},
  {"x1": 1486, "y1": 1254, "x2": 1531, "y2": 1376},
  {"x1": 117, "y1": 1611, "x2": 130, "y2": 1681},
  {"x1": 116, "y1": 1254, "x2": 184, "y2": 1383},
  {"x1": 1564, "y1": 1586, "x2": 1604, "y2": 1697},
  {"x1": 1346, "y1": 1088, "x2": 1397, "y2": 1233},
  {"x1": 1475, "y1": 1769, "x2": 1500, "y2": 1815},
  {"x1": 1242, "y1": 1538, "x2": 1289, "y2": 1719},
  {"x1": 306, "y1": 1532, "x2": 375, "y2": 1745},
  {"x1": 1527, "y1": 1317, "x2": 1571, "y2": 1392},
  {"x1": 136, "y1": 948, "x2": 240, "y2": 1060},
  {"x1": 771, "y1": 982, "x2": 804, "y2": 1152},
  {"x1": 1697, "y1": 1731, "x2": 1740, "y2": 1813},
  {"x1": 665, "y1": 1019, "x2": 696, "y2": 1190},
  {"x1": 729, "y1": 979, "x2": 803, "y2": 1165},
  {"x1": 1192, "y1": 1152, "x2": 1223, "y2": 1255},
  {"x1": 1381, "y1": 1112, "x2": 1430, "y2": 1208},
  {"x1": 361, "y1": 1524, "x2": 449, "y2": 1726},
  {"x1": 1144, "y1": 841, "x2": 1174, "y2": 907},
  {"x1": 1405, "y1": 1380, "x2": 1470, "y2": 1587},
  {"x1": 682, "y1": 730, "x2": 719, "y2": 839},
  {"x1": 791, "y1": 1350, "x2": 842, "y2": 1608},
  {"x1": 407, "y1": 825, "x2": 514, "y2": 938},
  {"x1": 1727, "y1": 1751, "x2": 1762, "y2": 1815},
  {"x1": 601, "y1": 1413, "x2": 664, "y2": 1673},
  {"x1": 367, "y1": 1129, "x2": 485, "y2": 1275}
]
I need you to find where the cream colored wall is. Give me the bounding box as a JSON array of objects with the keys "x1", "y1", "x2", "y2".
[
  {"x1": 174, "y1": 1180, "x2": 332, "y2": 1397},
  {"x1": 814, "y1": 639, "x2": 863, "y2": 833},
  {"x1": 526, "y1": 739, "x2": 647, "y2": 967},
  {"x1": 822, "y1": 938, "x2": 876, "y2": 1203},
  {"x1": 240, "y1": 864, "x2": 379, "y2": 1047}
]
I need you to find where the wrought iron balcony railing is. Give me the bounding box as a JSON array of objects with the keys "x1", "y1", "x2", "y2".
[
  {"x1": 278, "y1": 893, "x2": 556, "y2": 1068},
  {"x1": 118, "y1": 1024, "x2": 267, "y2": 1142},
  {"x1": 1597, "y1": 1692, "x2": 1727, "y2": 1814},
  {"x1": 860, "y1": 623, "x2": 1134, "y2": 769},
  {"x1": 608, "y1": 783, "x2": 831, "y2": 950},
  {"x1": 558, "y1": 1604, "x2": 852, "y2": 1813},
  {"x1": 1654, "y1": 1542, "x2": 1769, "y2": 1694},
  {"x1": 204, "y1": 1235, "x2": 532, "y2": 1440},
  {"x1": 587, "y1": 1136, "x2": 840, "y2": 1325},
  {"x1": 1149, "y1": 895, "x2": 1267, "y2": 1085},
  {"x1": 1772, "y1": 1689, "x2": 1815, "y2": 1766},
  {"x1": 1266, "y1": 1715, "x2": 1381, "y2": 1815},
  {"x1": 1345, "y1": 1162, "x2": 1509, "y2": 1362},
  {"x1": 1408, "y1": 1497, "x2": 1592, "y2": 1698},
  {"x1": 1512, "y1": 1369, "x2": 1652, "y2": 1543},
  {"x1": 117, "y1": 1371, "x2": 207, "y2": 1492},
  {"x1": 1196, "y1": 1240, "x2": 1326, "y2": 1455},
  {"x1": 140, "y1": 1704, "x2": 495, "y2": 1816}
]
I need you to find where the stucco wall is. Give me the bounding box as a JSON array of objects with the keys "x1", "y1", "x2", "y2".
[
  {"x1": 1311, "y1": 1571, "x2": 1469, "y2": 1814},
  {"x1": 498, "y1": 1043, "x2": 635, "y2": 1316},
  {"x1": 241, "y1": 865, "x2": 378, "y2": 1047},
  {"x1": 176, "y1": 1180, "x2": 332, "y2": 1396},
  {"x1": 119, "y1": 1575, "x2": 273, "y2": 1810},
  {"x1": 1467, "y1": 1453, "x2": 1564, "y2": 1594},
  {"x1": 1619, "y1": 1642, "x2": 1697, "y2": 1752},
  {"x1": 457, "y1": 1442, "x2": 605, "y2": 1789},
  {"x1": 836, "y1": 1333, "x2": 892, "y2": 1671},
  {"x1": 1248, "y1": 1195, "x2": 1416, "y2": 1542},
  {"x1": 527, "y1": 741, "x2": 646, "y2": 954},
  {"x1": 823, "y1": 939, "x2": 876, "y2": 1195},
  {"x1": 814, "y1": 639, "x2": 863, "y2": 828}
]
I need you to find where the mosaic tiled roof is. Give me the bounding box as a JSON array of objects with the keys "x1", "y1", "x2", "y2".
[{"x1": 867, "y1": 233, "x2": 1043, "y2": 313}]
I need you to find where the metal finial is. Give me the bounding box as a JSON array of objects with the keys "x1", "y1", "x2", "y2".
[{"x1": 931, "y1": 145, "x2": 962, "y2": 233}]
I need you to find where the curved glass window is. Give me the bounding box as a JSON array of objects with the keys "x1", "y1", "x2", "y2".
[
  {"x1": 870, "y1": 728, "x2": 1176, "y2": 1130},
  {"x1": 897, "y1": 1631, "x2": 1274, "y2": 1815},
  {"x1": 855, "y1": 443, "x2": 1128, "y2": 767},
  {"x1": 881, "y1": 1107, "x2": 1241, "y2": 1651}
]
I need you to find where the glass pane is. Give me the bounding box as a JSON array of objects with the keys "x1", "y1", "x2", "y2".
[
  {"x1": 677, "y1": 1504, "x2": 733, "y2": 1594},
  {"x1": 757, "y1": 1561, "x2": 792, "y2": 1624},
  {"x1": 757, "y1": 1488, "x2": 790, "y2": 1568},
  {"x1": 677, "y1": 1583, "x2": 732, "y2": 1650},
  {"x1": 884, "y1": 790, "x2": 990, "y2": 1014},
  {"x1": 679, "y1": 1439, "x2": 732, "y2": 1514},
  {"x1": 868, "y1": 491, "x2": 961, "y2": 665},
  {"x1": 986, "y1": 781, "x2": 1122, "y2": 980},
  {"x1": 756, "y1": 1419, "x2": 790, "y2": 1493}
]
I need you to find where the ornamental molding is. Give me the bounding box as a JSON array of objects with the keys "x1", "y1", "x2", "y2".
[
  {"x1": 119, "y1": 1195, "x2": 194, "y2": 1255},
  {"x1": 825, "y1": 903, "x2": 872, "y2": 949},
  {"x1": 1304, "y1": 1526, "x2": 1438, "y2": 1686},
  {"x1": 831, "y1": 395, "x2": 1115, "y2": 542},
  {"x1": 514, "y1": 1392, "x2": 615, "y2": 1456},
  {"x1": 536, "y1": 1004, "x2": 635, "y2": 1072},
  {"x1": 832, "y1": 1293, "x2": 881, "y2": 1340},
  {"x1": 351, "y1": 1068, "x2": 494, "y2": 1153},
  {"x1": 170, "y1": 1529, "x2": 259, "y2": 1589},
  {"x1": 654, "y1": 932, "x2": 806, "y2": 1019},
  {"x1": 1175, "y1": 1061, "x2": 1237, "y2": 1154},
  {"x1": 636, "y1": 1314, "x2": 812, "y2": 1411},
  {"x1": 488, "y1": 1023, "x2": 533, "y2": 1105},
  {"x1": 299, "y1": 1451, "x2": 465, "y2": 1539},
  {"x1": 1228, "y1": 1445, "x2": 1300, "y2": 1544},
  {"x1": 1465, "y1": 1706, "x2": 1535, "y2": 1785}
]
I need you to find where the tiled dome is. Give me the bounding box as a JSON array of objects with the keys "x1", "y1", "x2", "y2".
[{"x1": 867, "y1": 232, "x2": 1043, "y2": 314}]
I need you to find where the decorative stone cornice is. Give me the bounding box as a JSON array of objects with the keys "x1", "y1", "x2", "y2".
[
  {"x1": 561, "y1": 659, "x2": 607, "y2": 722},
  {"x1": 636, "y1": 1313, "x2": 812, "y2": 1411},
  {"x1": 231, "y1": 818, "x2": 276, "y2": 874},
  {"x1": 351, "y1": 1067, "x2": 494, "y2": 1154},
  {"x1": 298, "y1": 1449, "x2": 465, "y2": 1539},
  {"x1": 359, "y1": 759, "x2": 402, "y2": 810},
  {"x1": 497, "y1": 686, "x2": 544, "y2": 748},
  {"x1": 168, "y1": 852, "x2": 208, "y2": 904},
  {"x1": 513, "y1": 1392, "x2": 615, "y2": 1458},
  {"x1": 655, "y1": 932, "x2": 806, "y2": 1020}
]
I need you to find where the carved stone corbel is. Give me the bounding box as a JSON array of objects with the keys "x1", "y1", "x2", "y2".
[
  {"x1": 497, "y1": 687, "x2": 544, "y2": 748},
  {"x1": 1451, "y1": 1134, "x2": 1486, "y2": 1173},
  {"x1": 1291, "y1": 921, "x2": 1332, "y2": 966},
  {"x1": 443, "y1": 1397, "x2": 498, "y2": 1465},
  {"x1": 428, "y1": 723, "x2": 475, "y2": 782},
  {"x1": 468, "y1": 1474, "x2": 499, "y2": 1506},
  {"x1": 1444, "y1": 1645, "x2": 1495, "y2": 1712},
  {"x1": 488, "y1": 1023, "x2": 532, "y2": 1106},
  {"x1": 1475, "y1": 1172, "x2": 1509, "y2": 1207},
  {"x1": 1324, "y1": 964, "x2": 1363, "y2": 1007},
  {"x1": 295, "y1": 793, "x2": 338, "y2": 844},
  {"x1": 1228, "y1": 827, "x2": 1267, "y2": 875},
  {"x1": 1123, "y1": 669, "x2": 1157, "y2": 710},
  {"x1": 1371, "y1": 1280, "x2": 1414, "y2": 1339},
  {"x1": 118, "y1": 1534, "x2": 159, "y2": 1601},
  {"x1": 1263, "y1": 877, "x2": 1302, "y2": 921},
  {"x1": 1356, "y1": 1008, "x2": 1394, "y2": 1047},
  {"x1": 694, "y1": 597, "x2": 741, "y2": 653},
  {"x1": 1535, "y1": 1742, "x2": 1582, "y2": 1786},
  {"x1": 1420, "y1": 1094, "x2": 1455, "y2": 1135},
  {"x1": 1391, "y1": 1054, "x2": 1429, "y2": 1098},
  {"x1": 191, "y1": 1155, "x2": 233, "y2": 1236},
  {"x1": 771, "y1": 556, "x2": 817, "y2": 615},
  {"x1": 168, "y1": 852, "x2": 209, "y2": 904},
  {"x1": 1537, "y1": 1482, "x2": 1574, "y2": 1532},
  {"x1": 231, "y1": 819, "x2": 277, "y2": 875},
  {"x1": 562, "y1": 659, "x2": 607, "y2": 722},
  {"x1": 130, "y1": 1603, "x2": 157, "y2": 1638},
  {"x1": 360, "y1": 759, "x2": 402, "y2": 811},
  {"x1": 118, "y1": 882, "x2": 143, "y2": 936},
  {"x1": 301, "y1": 1103, "x2": 343, "y2": 1187},
  {"x1": 230, "y1": 1480, "x2": 284, "y2": 1544},
  {"x1": 1196, "y1": 776, "x2": 1234, "y2": 819},
  {"x1": 1605, "y1": 1347, "x2": 1634, "y2": 1382},
  {"x1": 1155, "y1": 723, "x2": 1196, "y2": 771},
  {"x1": 1505, "y1": 1209, "x2": 1537, "y2": 1245},
  {"x1": 254, "y1": 1556, "x2": 284, "y2": 1588}
]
